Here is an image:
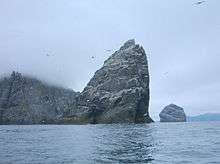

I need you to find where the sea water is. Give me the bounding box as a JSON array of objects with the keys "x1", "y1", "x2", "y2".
[{"x1": 0, "y1": 122, "x2": 219, "y2": 163}]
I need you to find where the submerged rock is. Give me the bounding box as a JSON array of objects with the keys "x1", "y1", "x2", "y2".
[
  {"x1": 0, "y1": 39, "x2": 153, "y2": 124},
  {"x1": 159, "y1": 104, "x2": 186, "y2": 122}
]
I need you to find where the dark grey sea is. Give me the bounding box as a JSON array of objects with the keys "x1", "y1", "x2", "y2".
[{"x1": 0, "y1": 122, "x2": 219, "y2": 164}]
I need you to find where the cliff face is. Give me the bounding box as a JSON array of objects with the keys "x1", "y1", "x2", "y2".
[
  {"x1": 72, "y1": 39, "x2": 153, "y2": 123},
  {"x1": 0, "y1": 39, "x2": 153, "y2": 124},
  {"x1": 159, "y1": 104, "x2": 186, "y2": 122},
  {"x1": 0, "y1": 72, "x2": 79, "y2": 124}
]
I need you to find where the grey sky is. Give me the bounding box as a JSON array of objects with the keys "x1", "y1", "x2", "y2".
[{"x1": 0, "y1": 0, "x2": 220, "y2": 120}]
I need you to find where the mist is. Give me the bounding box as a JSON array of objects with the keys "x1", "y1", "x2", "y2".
[{"x1": 0, "y1": 0, "x2": 220, "y2": 120}]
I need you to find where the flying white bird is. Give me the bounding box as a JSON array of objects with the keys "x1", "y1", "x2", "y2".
[
  {"x1": 164, "y1": 72, "x2": 169, "y2": 75},
  {"x1": 194, "y1": 1, "x2": 206, "y2": 5}
]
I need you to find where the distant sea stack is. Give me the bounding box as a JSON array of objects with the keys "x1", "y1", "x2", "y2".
[
  {"x1": 159, "y1": 104, "x2": 186, "y2": 122},
  {"x1": 0, "y1": 39, "x2": 153, "y2": 124}
]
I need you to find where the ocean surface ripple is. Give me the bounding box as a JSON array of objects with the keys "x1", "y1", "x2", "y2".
[{"x1": 0, "y1": 122, "x2": 220, "y2": 164}]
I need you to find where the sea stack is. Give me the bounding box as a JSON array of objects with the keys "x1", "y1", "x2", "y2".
[
  {"x1": 0, "y1": 39, "x2": 153, "y2": 124},
  {"x1": 74, "y1": 39, "x2": 153, "y2": 123},
  {"x1": 159, "y1": 104, "x2": 186, "y2": 122}
]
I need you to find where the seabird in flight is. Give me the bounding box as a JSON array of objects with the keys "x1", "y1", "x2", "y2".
[
  {"x1": 194, "y1": 1, "x2": 206, "y2": 5},
  {"x1": 105, "y1": 49, "x2": 113, "y2": 52}
]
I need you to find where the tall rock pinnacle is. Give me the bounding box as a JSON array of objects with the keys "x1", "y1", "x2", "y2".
[
  {"x1": 0, "y1": 39, "x2": 153, "y2": 124},
  {"x1": 76, "y1": 39, "x2": 153, "y2": 123}
]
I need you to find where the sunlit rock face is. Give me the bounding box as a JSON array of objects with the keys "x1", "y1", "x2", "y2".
[
  {"x1": 159, "y1": 104, "x2": 186, "y2": 122},
  {"x1": 75, "y1": 39, "x2": 153, "y2": 123},
  {"x1": 0, "y1": 72, "x2": 79, "y2": 124}
]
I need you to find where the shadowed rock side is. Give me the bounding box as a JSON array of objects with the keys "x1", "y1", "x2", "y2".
[
  {"x1": 0, "y1": 39, "x2": 153, "y2": 124},
  {"x1": 0, "y1": 72, "x2": 79, "y2": 124},
  {"x1": 66, "y1": 39, "x2": 153, "y2": 124},
  {"x1": 159, "y1": 104, "x2": 186, "y2": 122}
]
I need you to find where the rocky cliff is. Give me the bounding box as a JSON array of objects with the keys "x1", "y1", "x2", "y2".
[
  {"x1": 0, "y1": 72, "x2": 79, "y2": 124},
  {"x1": 0, "y1": 39, "x2": 153, "y2": 124},
  {"x1": 159, "y1": 104, "x2": 186, "y2": 122},
  {"x1": 71, "y1": 39, "x2": 152, "y2": 123}
]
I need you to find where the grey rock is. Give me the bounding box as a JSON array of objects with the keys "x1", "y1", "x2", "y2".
[
  {"x1": 0, "y1": 71, "x2": 79, "y2": 124},
  {"x1": 0, "y1": 39, "x2": 153, "y2": 124},
  {"x1": 74, "y1": 39, "x2": 153, "y2": 123},
  {"x1": 159, "y1": 104, "x2": 186, "y2": 122}
]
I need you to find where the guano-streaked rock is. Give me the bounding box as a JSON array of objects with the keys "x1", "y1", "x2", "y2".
[
  {"x1": 0, "y1": 39, "x2": 153, "y2": 124},
  {"x1": 70, "y1": 39, "x2": 153, "y2": 123}
]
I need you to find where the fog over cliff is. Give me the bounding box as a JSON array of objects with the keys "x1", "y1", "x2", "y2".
[{"x1": 0, "y1": 0, "x2": 220, "y2": 120}]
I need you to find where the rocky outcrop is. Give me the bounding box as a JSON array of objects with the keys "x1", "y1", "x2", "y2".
[
  {"x1": 68, "y1": 39, "x2": 153, "y2": 124},
  {"x1": 0, "y1": 72, "x2": 79, "y2": 124},
  {"x1": 159, "y1": 104, "x2": 186, "y2": 122},
  {"x1": 0, "y1": 39, "x2": 153, "y2": 124}
]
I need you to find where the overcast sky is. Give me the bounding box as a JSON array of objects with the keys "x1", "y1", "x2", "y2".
[{"x1": 0, "y1": 0, "x2": 220, "y2": 120}]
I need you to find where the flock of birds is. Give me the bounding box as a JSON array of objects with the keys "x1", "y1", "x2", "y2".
[
  {"x1": 45, "y1": 49, "x2": 113, "y2": 60},
  {"x1": 45, "y1": 0, "x2": 206, "y2": 59}
]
